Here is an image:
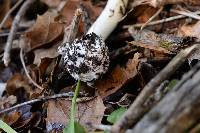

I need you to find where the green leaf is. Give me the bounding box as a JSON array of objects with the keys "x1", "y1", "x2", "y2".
[
  {"x1": 107, "y1": 107, "x2": 127, "y2": 124},
  {"x1": 63, "y1": 121, "x2": 85, "y2": 133},
  {"x1": 0, "y1": 120, "x2": 17, "y2": 133}
]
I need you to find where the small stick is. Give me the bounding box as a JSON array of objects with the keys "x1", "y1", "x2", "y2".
[
  {"x1": 141, "y1": 6, "x2": 164, "y2": 30},
  {"x1": 87, "y1": 123, "x2": 112, "y2": 131},
  {"x1": 123, "y1": 11, "x2": 200, "y2": 29},
  {"x1": 20, "y1": 49, "x2": 44, "y2": 90},
  {"x1": 0, "y1": 92, "x2": 72, "y2": 115},
  {"x1": 111, "y1": 44, "x2": 199, "y2": 133},
  {"x1": 3, "y1": 0, "x2": 36, "y2": 66},
  {"x1": 171, "y1": 9, "x2": 200, "y2": 20},
  {"x1": 0, "y1": 0, "x2": 24, "y2": 29}
]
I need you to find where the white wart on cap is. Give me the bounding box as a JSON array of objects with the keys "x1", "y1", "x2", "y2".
[{"x1": 58, "y1": 32, "x2": 109, "y2": 82}]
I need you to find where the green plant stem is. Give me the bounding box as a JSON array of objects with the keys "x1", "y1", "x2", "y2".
[
  {"x1": 70, "y1": 80, "x2": 81, "y2": 129},
  {"x1": 0, "y1": 120, "x2": 17, "y2": 133}
]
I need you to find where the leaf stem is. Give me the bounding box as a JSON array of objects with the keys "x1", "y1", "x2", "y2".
[{"x1": 70, "y1": 80, "x2": 81, "y2": 130}]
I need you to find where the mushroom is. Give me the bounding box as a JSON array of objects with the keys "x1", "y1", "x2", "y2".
[{"x1": 58, "y1": 0, "x2": 129, "y2": 82}]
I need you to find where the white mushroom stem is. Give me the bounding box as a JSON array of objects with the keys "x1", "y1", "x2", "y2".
[{"x1": 87, "y1": 0, "x2": 129, "y2": 41}]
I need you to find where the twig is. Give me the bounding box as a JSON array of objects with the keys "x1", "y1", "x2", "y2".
[
  {"x1": 130, "y1": 63, "x2": 200, "y2": 133},
  {"x1": 3, "y1": 0, "x2": 36, "y2": 66},
  {"x1": 0, "y1": 31, "x2": 23, "y2": 38},
  {"x1": 171, "y1": 9, "x2": 200, "y2": 20},
  {"x1": 123, "y1": 11, "x2": 200, "y2": 29},
  {"x1": 141, "y1": 6, "x2": 164, "y2": 30},
  {"x1": 56, "y1": 0, "x2": 67, "y2": 12},
  {"x1": 87, "y1": 123, "x2": 112, "y2": 131},
  {"x1": 111, "y1": 44, "x2": 199, "y2": 133},
  {"x1": 0, "y1": 92, "x2": 72, "y2": 115},
  {"x1": 0, "y1": 0, "x2": 24, "y2": 30},
  {"x1": 20, "y1": 49, "x2": 44, "y2": 90}
]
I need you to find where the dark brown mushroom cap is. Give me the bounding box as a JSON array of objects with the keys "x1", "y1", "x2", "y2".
[{"x1": 58, "y1": 32, "x2": 109, "y2": 82}]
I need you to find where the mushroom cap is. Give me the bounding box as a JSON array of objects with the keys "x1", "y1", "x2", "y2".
[{"x1": 58, "y1": 32, "x2": 109, "y2": 82}]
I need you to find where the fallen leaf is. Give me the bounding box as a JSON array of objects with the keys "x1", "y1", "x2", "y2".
[
  {"x1": 129, "y1": 28, "x2": 192, "y2": 53},
  {"x1": 2, "y1": 111, "x2": 21, "y2": 125},
  {"x1": 128, "y1": 41, "x2": 172, "y2": 54},
  {"x1": 96, "y1": 53, "x2": 140, "y2": 99},
  {"x1": 178, "y1": 21, "x2": 200, "y2": 40},
  {"x1": 23, "y1": 11, "x2": 64, "y2": 52},
  {"x1": 136, "y1": 6, "x2": 158, "y2": 23},
  {"x1": 46, "y1": 96, "x2": 105, "y2": 132},
  {"x1": 60, "y1": 0, "x2": 103, "y2": 26},
  {"x1": 60, "y1": 0, "x2": 80, "y2": 27},
  {"x1": 33, "y1": 44, "x2": 59, "y2": 66}
]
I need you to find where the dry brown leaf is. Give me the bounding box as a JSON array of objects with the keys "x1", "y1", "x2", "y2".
[
  {"x1": 60, "y1": 0, "x2": 80, "y2": 26},
  {"x1": 178, "y1": 21, "x2": 200, "y2": 40},
  {"x1": 129, "y1": 29, "x2": 191, "y2": 54},
  {"x1": 23, "y1": 11, "x2": 64, "y2": 52},
  {"x1": 135, "y1": 6, "x2": 158, "y2": 23},
  {"x1": 81, "y1": 0, "x2": 103, "y2": 22},
  {"x1": 3, "y1": 111, "x2": 21, "y2": 125},
  {"x1": 46, "y1": 96, "x2": 105, "y2": 132},
  {"x1": 60, "y1": 0, "x2": 103, "y2": 26},
  {"x1": 129, "y1": 41, "x2": 172, "y2": 54},
  {"x1": 96, "y1": 53, "x2": 140, "y2": 99},
  {"x1": 33, "y1": 43, "x2": 59, "y2": 66}
]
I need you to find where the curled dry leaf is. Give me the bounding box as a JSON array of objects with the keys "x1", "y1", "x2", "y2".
[
  {"x1": 33, "y1": 44, "x2": 59, "y2": 66},
  {"x1": 129, "y1": 28, "x2": 193, "y2": 54},
  {"x1": 22, "y1": 11, "x2": 64, "y2": 52},
  {"x1": 46, "y1": 96, "x2": 105, "y2": 132},
  {"x1": 96, "y1": 53, "x2": 140, "y2": 99}
]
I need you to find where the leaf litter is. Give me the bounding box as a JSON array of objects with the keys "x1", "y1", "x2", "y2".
[{"x1": 0, "y1": 0, "x2": 200, "y2": 132}]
